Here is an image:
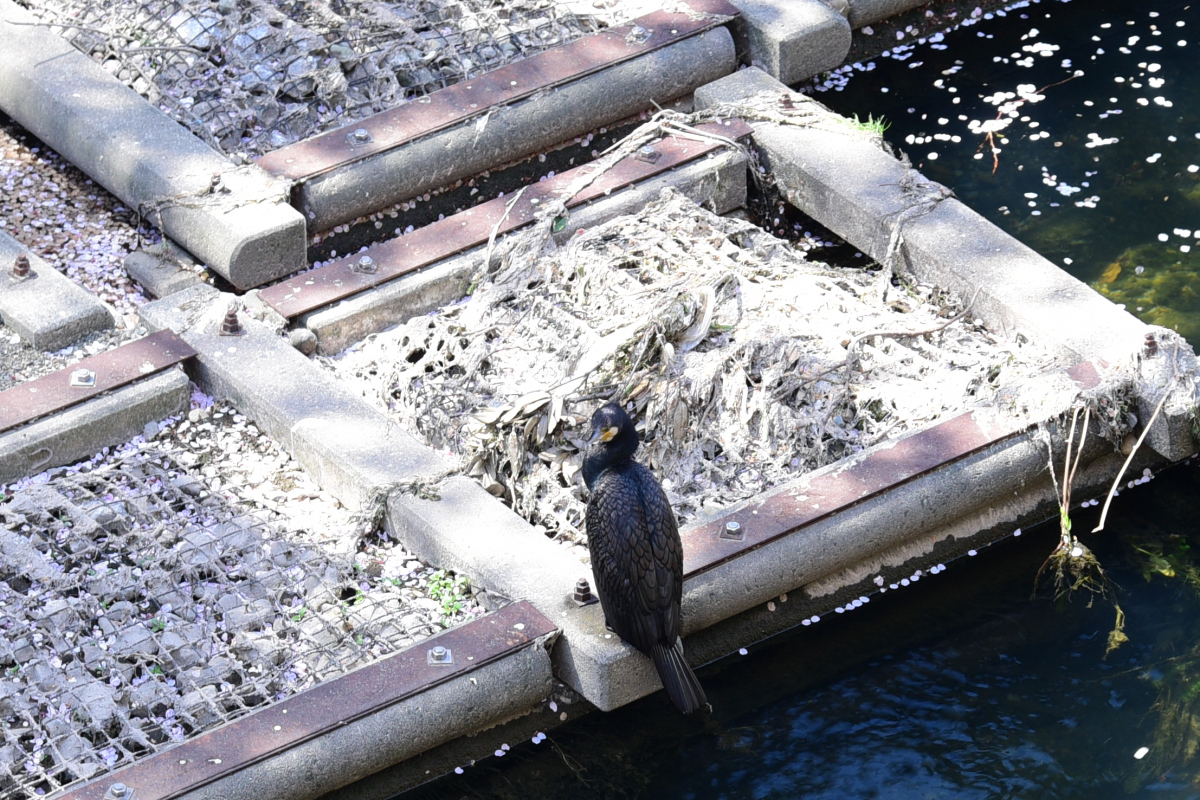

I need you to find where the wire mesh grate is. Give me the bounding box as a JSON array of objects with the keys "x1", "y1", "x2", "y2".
[
  {"x1": 19, "y1": 0, "x2": 625, "y2": 159},
  {"x1": 0, "y1": 419, "x2": 471, "y2": 799}
]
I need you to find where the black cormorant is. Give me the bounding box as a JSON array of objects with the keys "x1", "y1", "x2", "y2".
[{"x1": 583, "y1": 401, "x2": 708, "y2": 714}]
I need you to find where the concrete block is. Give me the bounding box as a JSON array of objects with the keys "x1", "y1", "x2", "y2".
[
  {"x1": 0, "y1": 233, "x2": 113, "y2": 351},
  {"x1": 0, "y1": 368, "x2": 189, "y2": 484},
  {"x1": 304, "y1": 149, "x2": 747, "y2": 355},
  {"x1": 387, "y1": 477, "x2": 666, "y2": 712},
  {"x1": 296, "y1": 28, "x2": 737, "y2": 231},
  {"x1": 0, "y1": 0, "x2": 306, "y2": 289},
  {"x1": 700, "y1": 68, "x2": 1148, "y2": 366},
  {"x1": 124, "y1": 241, "x2": 205, "y2": 299},
  {"x1": 1135, "y1": 327, "x2": 1198, "y2": 462},
  {"x1": 846, "y1": 0, "x2": 929, "y2": 29},
  {"x1": 695, "y1": 65, "x2": 788, "y2": 111},
  {"x1": 726, "y1": 0, "x2": 851, "y2": 85},
  {"x1": 138, "y1": 285, "x2": 450, "y2": 511}
]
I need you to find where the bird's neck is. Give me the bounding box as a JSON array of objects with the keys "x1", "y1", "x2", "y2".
[{"x1": 582, "y1": 440, "x2": 637, "y2": 491}]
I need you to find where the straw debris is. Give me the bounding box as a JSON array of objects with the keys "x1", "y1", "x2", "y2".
[{"x1": 331, "y1": 189, "x2": 1064, "y2": 551}]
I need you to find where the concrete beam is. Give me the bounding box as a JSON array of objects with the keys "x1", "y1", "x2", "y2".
[
  {"x1": 294, "y1": 28, "x2": 737, "y2": 232},
  {"x1": 726, "y1": 0, "x2": 851, "y2": 85},
  {"x1": 846, "y1": 0, "x2": 929, "y2": 29},
  {"x1": 123, "y1": 241, "x2": 206, "y2": 299},
  {"x1": 138, "y1": 286, "x2": 450, "y2": 511},
  {"x1": 697, "y1": 67, "x2": 1146, "y2": 368},
  {"x1": 0, "y1": 0, "x2": 306, "y2": 289},
  {"x1": 0, "y1": 232, "x2": 113, "y2": 351},
  {"x1": 696, "y1": 67, "x2": 1197, "y2": 461},
  {"x1": 0, "y1": 369, "x2": 189, "y2": 484},
  {"x1": 299, "y1": 148, "x2": 748, "y2": 355}
]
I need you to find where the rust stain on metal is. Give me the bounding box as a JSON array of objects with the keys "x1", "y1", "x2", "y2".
[
  {"x1": 256, "y1": 0, "x2": 740, "y2": 181},
  {"x1": 58, "y1": 602, "x2": 556, "y2": 800},
  {"x1": 0, "y1": 330, "x2": 196, "y2": 434},
  {"x1": 260, "y1": 119, "x2": 753, "y2": 318},
  {"x1": 683, "y1": 361, "x2": 1104, "y2": 576}
]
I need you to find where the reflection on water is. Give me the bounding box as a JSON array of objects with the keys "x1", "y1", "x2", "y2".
[
  {"x1": 814, "y1": 0, "x2": 1200, "y2": 341},
  {"x1": 403, "y1": 464, "x2": 1200, "y2": 800}
]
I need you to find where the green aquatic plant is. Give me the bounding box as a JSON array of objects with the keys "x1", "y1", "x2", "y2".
[
  {"x1": 1036, "y1": 407, "x2": 1128, "y2": 654},
  {"x1": 840, "y1": 113, "x2": 890, "y2": 137}
]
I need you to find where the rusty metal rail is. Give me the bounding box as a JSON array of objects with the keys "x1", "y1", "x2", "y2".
[
  {"x1": 682, "y1": 361, "x2": 1106, "y2": 577},
  {"x1": 0, "y1": 330, "x2": 195, "y2": 434},
  {"x1": 259, "y1": 119, "x2": 753, "y2": 319},
  {"x1": 57, "y1": 601, "x2": 556, "y2": 800},
  {"x1": 256, "y1": 0, "x2": 739, "y2": 182}
]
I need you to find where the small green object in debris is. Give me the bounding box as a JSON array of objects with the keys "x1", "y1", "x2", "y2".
[{"x1": 552, "y1": 213, "x2": 569, "y2": 234}]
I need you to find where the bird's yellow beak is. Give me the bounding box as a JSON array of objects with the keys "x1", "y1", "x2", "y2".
[{"x1": 589, "y1": 425, "x2": 619, "y2": 444}]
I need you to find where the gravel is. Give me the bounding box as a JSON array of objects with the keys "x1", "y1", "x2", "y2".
[{"x1": 0, "y1": 113, "x2": 154, "y2": 319}]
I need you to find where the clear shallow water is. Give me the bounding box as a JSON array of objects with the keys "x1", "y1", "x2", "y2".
[
  {"x1": 401, "y1": 464, "x2": 1200, "y2": 799},
  {"x1": 814, "y1": 0, "x2": 1200, "y2": 339}
]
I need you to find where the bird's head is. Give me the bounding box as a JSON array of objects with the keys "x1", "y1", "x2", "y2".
[
  {"x1": 582, "y1": 402, "x2": 639, "y2": 489},
  {"x1": 588, "y1": 401, "x2": 637, "y2": 450}
]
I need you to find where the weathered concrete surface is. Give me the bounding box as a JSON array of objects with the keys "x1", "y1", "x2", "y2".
[
  {"x1": 726, "y1": 0, "x2": 851, "y2": 85},
  {"x1": 386, "y1": 477, "x2": 661, "y2": 713},
  {"x1": 124, "y1": 241, "x2": 206, "y2": 299},
  {"x1": 0, "y1": 232, "x2": 113, "y2": 350},
  {"x1": 139, "y1": 285, "x2": 450, "y2": 511},
  {"x1": 156, "y1": 637, "x2": 553, "y2": 800},
  {"x1": 302, "y1": 148, "x2": 748, "y2": 355},
  {"x1": 0, "y1": 369, "x2": 189, "y2": 484},
  {"x1": 846, "y1": 0, "x2": 929, "y2": 29},
  {"x1": 296, "y1": 27, "x2": 737, "y2": 232},
  {"x1": 0, "y1": 0, "x2": 306, "y2": 289}
]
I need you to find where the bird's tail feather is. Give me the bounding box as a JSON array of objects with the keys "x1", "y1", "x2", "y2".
[{"x1": 651, "y1": 639, "x2": 708, "y2": 715}]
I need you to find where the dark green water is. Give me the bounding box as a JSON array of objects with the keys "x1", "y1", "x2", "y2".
[
  {"x1": 400, "y1": 3, "x2": 1200, "y2": 798},
  {"x1": 814, "y1": 0, "x2": 1200, "y2": 340}
]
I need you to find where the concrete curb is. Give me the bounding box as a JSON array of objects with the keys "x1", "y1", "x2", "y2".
[
  {"x1": 727, "y1": 0, "x2": 851, "y2": 85},
  {"x1": 299, "y1": 147, "x2": 748, "y2": 355},
  {"x1": 0, "y1": 368, "x2": 190, "y2": 484},
  {"x1": 0, "y1": 0, "x2": 307, "y2": 289},
  {"x1": 0, "y1": 231, "x2": 114, "y2": 350},
  {"x1": 293, "y1": 27, "x2": 737, "y2": 233},
  {"x1": 138, "y1": 286, "x2": 450, "y2": 511}
]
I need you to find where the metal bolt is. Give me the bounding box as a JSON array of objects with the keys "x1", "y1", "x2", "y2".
[
  {"x1": 11, "y1": 253, "x2": 30, "y2": 278},
  {"x1": 570, "y1": 578, "x2": 597, "y2": 607},
  {"x1": 69, "y1": 368, "x2": 97, "y2": 388},
  {"x1": 779, "y1": 92, "x2": 794, "y2": 109},
  {"x1": 219, "y1": 304, "x2": 243, "y2": 336},
  {"x1": 1144, "y1": 332, "x2": 1158, "y2": 356},
  {"x1": 210, "y1": 172, "x2": 222, "y2": 189},
  {"x1": 720, "y1": 520, "x2": 744, "y2": 541},
  {"x1": 427, "y1": 645, "x2": 453, "y2": 665},
  {"x1": 103, "y1": 783, "x2": 135, "y2": 800},
  {"x1": 352, "y1": 254, "x2": 377, "y2": 274},
  {"x1": 635, "y1": 144, "x2": 660, "y2": 164},
  {"x1": 351, "y1": 127, "x2": 371, "y2": 143}
]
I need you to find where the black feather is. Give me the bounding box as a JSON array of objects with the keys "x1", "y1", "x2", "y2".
[{"x1": 583, "y1": 402, "x2": 707, "y2": 714}]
